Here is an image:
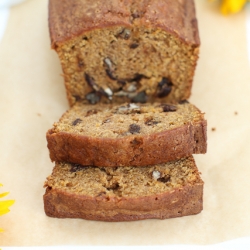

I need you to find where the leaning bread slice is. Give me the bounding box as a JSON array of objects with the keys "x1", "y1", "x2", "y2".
[
  {"x1": 44, "y1": 156, "x2": 203, "y2": 221},
  {"x1": 47, "y1": 101, "x2": 207, "y2": 167}
]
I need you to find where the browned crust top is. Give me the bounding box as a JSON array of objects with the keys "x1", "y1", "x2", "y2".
[{"x1": 49, "y1": 0, "x2": 200, "y2": 49}]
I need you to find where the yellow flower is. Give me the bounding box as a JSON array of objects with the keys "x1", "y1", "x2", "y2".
[
  {"x1": 210, "y1": 0, "x2": 249, "y2": 15},
  {"x1": 221, "y1": 0, "x2": 248, "y2": 15},
  {"x1": 0, "y1": 183, "x2": 15, "y2": 232}
]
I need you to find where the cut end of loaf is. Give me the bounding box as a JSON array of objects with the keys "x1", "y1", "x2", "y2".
[
  {"x1": 49, "y1": 0, "x2": 200, "y2": 106},
  {"x1": 56, "y1": 26, "x2": 199, "y2": 106}
]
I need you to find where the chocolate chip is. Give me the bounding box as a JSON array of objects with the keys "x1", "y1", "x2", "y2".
[
  {"x1": 130, "y1": 74, "x2": 144, "y2": 82},
  {"x1": 130, "y1": 43, "x2": 139, "y2": 49},
  {"x1": 157, "y1": 77, "x2": 173, "y2": 98},
  {"x1": 179, "y1": 100, "x2": 189, "y2": 104},
  {"x1": 131, "y1": 12, "x2": 141, "y2": 19},
  {"x1": 70, "y1": 163, "x2": 88, "y2": 172},
  {"x1": 104, "y1": 58, "x2": 117, "y2": 80},
  {"x1": 157, "y1": 176, "x2": 170, "y2": 183},
  {"x1": 105, "y1": 69, "x2": 117, "y2": 80},
  {"x1": 129, "y1": 124, "x2": 141, "y2": 134},
  {"x1": 73, "y1": 95, "x2": 82, "y2": 102},
  {"x1": 72, "y1": 118, "x2": 82, "y2": 126},
  {"x1": 117, "y1": 80, "x2": 126, "y2": 86},
  {"x1": 118, "y1": 29, "x2": 131, "y2": 40},
  {"x1": 85, "y1": 73, "x2": 99, "y2": 91},
  {"x1": 86, "y1": 109, "x2": 99, "y2": 117},
  {"x1": 107, "y1": 182, "x2": 120, "y2": 191},
  {"x1": 97, "y1": 191, "x2": 106, "y2": 197},
  {"x1": 161, "y1": 104, "x2": 177, "y2": 112},
  {"x1": 131, "y1": 91, "x2": 148, "y2": 103},
  {"x1": 85, "y1": 91, "x2": 101, "y2": 104},
  {"x1": 85, "y1": 72, "x2": 112, "y2": 102},
  {"x1": 78, "y1": 58, "x2": 84, "y2": 68},
  {"x1": 95, "y1": 87, "x2": 111, "y2": 100},
  {"x1": 144, "y1": 117, "x2": 159, "y2": 126},
  {"x1": 146, "y1": 120, "x2": 159, "y2": 126}
]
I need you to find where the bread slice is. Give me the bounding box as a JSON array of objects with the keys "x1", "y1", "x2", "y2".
[
  {"x1": 49, "y1": 0, "x2": 200, "y2": 106},
  {"x1": 47, "y1": 101, "x2": 207, "y2": 167},
  {"x1": 44, "y1": 156, "x2": 203, "y2": 221}
]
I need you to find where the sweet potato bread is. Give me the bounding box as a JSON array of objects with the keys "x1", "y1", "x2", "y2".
[
  {"x1": 44, "y1": 157, "x2": 203, "y2": 221},
  {"x1": 49, "y1": 0, "x2": 200, "y2": 106},
  {"x1": 47, "y1": 101, "x2": 207, "y2": 167}
]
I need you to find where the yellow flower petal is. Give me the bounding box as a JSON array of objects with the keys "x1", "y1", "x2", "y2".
[
  {"x1": 0, "y1": 183, "x2": 15, "y2": 232},
  {"x1": 0, "y1": 200, "x2": 15, "y2": 210},
  {"x1": 0, "y1": 208, "x2": 10, "y2": 216},
  {"x1": 0, "y1": 192, "x2": 9, "y2": 198},
  {"x1": 221, "y1": 0, "x2": 247, "y2": 15}
]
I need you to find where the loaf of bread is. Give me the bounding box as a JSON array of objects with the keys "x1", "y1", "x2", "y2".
[
  {"x1": 47, "y1": 101, "x2": 207, "y2": 167},
  {"x1": 49, "y1": 0, "x2": 200, "y2": 106},
  {"x1": 44, "y1": 156, "x2": 203, "y2": 221}
]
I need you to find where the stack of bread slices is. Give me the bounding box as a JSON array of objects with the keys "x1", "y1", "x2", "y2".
[{"x1": 44, "y1": 0, "x2": 207, "y2": 221}]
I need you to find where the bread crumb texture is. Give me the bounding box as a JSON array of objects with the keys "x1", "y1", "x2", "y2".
[
  {"x1": 52, "y1": 102, "x2": 204, "y2": 138},
  {"x1": 45, "y1": 157, "x2": 202, "y2": 198}
]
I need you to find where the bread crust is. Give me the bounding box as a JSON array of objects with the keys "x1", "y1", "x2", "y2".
[
  {"x1": 47, "y1": 120, "x2": 207, "y2": 167},
  {"x1": 44, "y1": 181, "x2": 203, "y2": 221},
  {"x1": 49, "y1": 0, "x2": 200, "y2": 49}
]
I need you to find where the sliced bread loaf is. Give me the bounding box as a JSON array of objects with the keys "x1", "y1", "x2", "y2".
[
  {"x1": 47, "y1": 101, "x2": 207, "y2": 167},
  {"x1": 44, "y1": 156, "x2": 203, "y2": 221}
]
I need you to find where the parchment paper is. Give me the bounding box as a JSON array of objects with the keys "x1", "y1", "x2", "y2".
[{"x1": 1, "y1": 0, "x2": 250, "y2": 246}]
